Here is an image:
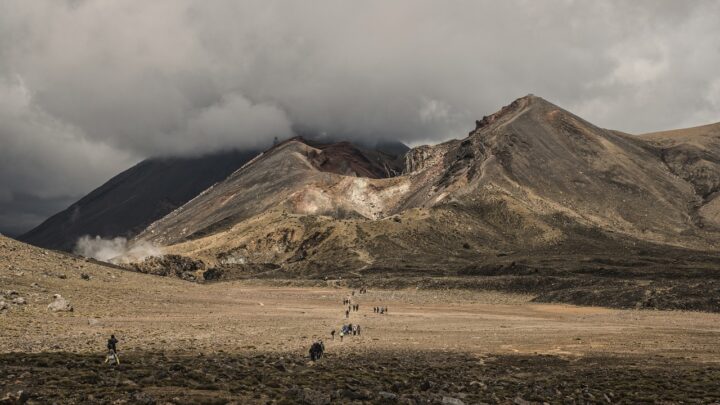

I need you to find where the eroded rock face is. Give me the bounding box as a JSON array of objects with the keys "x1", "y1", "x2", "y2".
[
  {"x1": 48, "y1": 294, "x2": 73, "y2": 312},
  {"x1": 660, "y1": 144, "x2": 720, "y2": 198},
  {"x1": 404, "y1": 145, "x2": 435, "y2": 173},
  {"x1": 130, "y1": 255, "x2": 206, "y2": 281}
]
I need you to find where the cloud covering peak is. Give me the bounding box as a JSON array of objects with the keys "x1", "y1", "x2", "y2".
[{"x1": 1, "y1": 0, "x2": 719, "y2": 234}]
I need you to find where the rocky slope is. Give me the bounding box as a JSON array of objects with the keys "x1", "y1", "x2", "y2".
[
  {"x1": 132, "y1": 95, "x2": 720, "y2": 281},
  {"x1": 641, "y1": 122, "x2": 720, "y2": 229},
  {"x1": 19, "y1": 149, "x2": 260, "y2": 251}
]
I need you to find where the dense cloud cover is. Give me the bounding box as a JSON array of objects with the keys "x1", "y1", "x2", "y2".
[{"x1": 1, "y1": 0, "x2": 719, "y2": 235}]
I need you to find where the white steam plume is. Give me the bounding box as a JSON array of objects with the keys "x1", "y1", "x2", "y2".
[{"x1": 74, "y1": 235, "x2": 160, "y2": 264}]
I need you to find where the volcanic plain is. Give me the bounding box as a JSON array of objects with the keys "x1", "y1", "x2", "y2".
[{"x1": 2, "y1": 236, "x2": 720, "y2": 404}]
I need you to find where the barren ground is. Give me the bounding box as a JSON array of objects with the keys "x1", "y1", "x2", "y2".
[{"x1": 2, "y1": 237, "x2": 720, "y2": 403}]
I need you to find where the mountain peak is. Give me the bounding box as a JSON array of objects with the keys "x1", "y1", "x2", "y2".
[{"x1": 469, "y1": 94, "x2": 553, "y2": 135}]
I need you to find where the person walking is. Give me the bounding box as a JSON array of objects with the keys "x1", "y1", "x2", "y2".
[
  {"x1": 330, "y1": 329, "x2": 336, "y2": 340},
  {"x1": 104, "y1": 334, "x2": 119, "y2": 365}
]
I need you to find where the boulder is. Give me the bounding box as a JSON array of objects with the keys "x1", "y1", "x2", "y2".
[
  {"x1": 0, "y1": 301, "x2": 7, "y2": 311},
  {"x1": 47, "y1": 294, "x2": 73, "y2": 312}
]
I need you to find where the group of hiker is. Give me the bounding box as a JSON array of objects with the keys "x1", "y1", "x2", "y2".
[
  {"x1": 345, "y1": 303, "x2": 360, "y2": 318},
  {"x1": 330, "y1": 323, "x2": 362, "y2": 341},
  {"x1": 309, "y1": 340, "x2": 325, "y2": 361},
  {"x1": 103, "y1": 288, "x2": 389, "y2": 366}
]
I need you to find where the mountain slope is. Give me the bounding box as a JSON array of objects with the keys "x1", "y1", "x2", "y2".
[
  {"x1": 138, "y1": 138, "x2": 409, "y2": 246},
  {"x1": 133, "y1": 95, "x2": 720, "y2": 279},
  {"x1": 640, "y1": 122, "x2": 720, "y2": 229},
  {"x1": 19, "y1": 149, "x2": 259, "y2": 251}
]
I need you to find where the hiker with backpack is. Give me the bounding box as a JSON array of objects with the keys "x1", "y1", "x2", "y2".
[
  {"x1": 104, "y1": 334, "x2": 119, "y2": 365},
  {"x1": 309, "y1": 340, "x2": 325, "y2": 361}
]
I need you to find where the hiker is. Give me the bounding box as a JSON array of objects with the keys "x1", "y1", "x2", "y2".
[
  {"x1": 331, "y1": 329, "x2": 336, "y2": 340},
  {"x1": 104, "y1": 334, "x2": 119, "y2": 365},
  {"x1": 345, "y1": 309, "x2": 349, "y2": 318},
  {"x1": 356, "y1": 304, "x2": 359, "y2": 311},
  {"x1": 357, "y1": 325, "x2": 362, "y2": 336},
  {"x1": 309, "y1": 340, "x2": 324, "y2": 361},
  {"x1": 340, "y1": 331, "x2": 344, "y2": 342},
  {"x1": 352, "y1": 325, "x2": 357, "y2": 336}
]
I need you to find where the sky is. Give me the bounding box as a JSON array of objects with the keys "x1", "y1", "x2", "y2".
[{"x1": 1, "y1": 0, "x2": 719, "y2": 236}]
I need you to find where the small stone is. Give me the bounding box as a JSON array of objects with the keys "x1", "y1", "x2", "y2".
[
  {"x1": 80, "y1": 273, "x2": 91, "y2": 281},
  {"x1": 378, "y1": 391, "x2": 398, "y2": 400},
  {"x1": 442, "y1": 397, "x2": 465, "y2": 405},
  {"x1": 16, "y1": 390, "x2": 29, "y2": 404},
  {"x1": 469, "y1": 381, "x2": 487, "y2": 390},
  {"x1": 47, "y1": 294, "x2": 73, "y2": 312},
  {"x1": 12, "y1": 297, "x2": 26, "y2": 305},
  {"x1": 513, "y1": 398, "x2": 532, "y2": 405}
]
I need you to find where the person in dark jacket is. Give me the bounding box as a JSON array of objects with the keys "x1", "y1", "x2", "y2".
[
  {"x1": 309, "y1": 340, "x2": 324, "y2": 361},
  {"x1": 105, "y1": 335, "x2": 119, "y2": 365}
]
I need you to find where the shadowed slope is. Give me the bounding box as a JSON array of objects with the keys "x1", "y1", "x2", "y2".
[{"x1": 19, "y1": 150, "x2": 259, "y2": 251}]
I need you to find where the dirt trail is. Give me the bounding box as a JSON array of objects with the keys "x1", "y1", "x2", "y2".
[{"x1": 4, "y1": 282, "x2": 720, "y2": 363}]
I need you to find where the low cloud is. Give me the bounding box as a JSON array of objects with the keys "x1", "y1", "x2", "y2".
[
  {"x1": 1, "y1": 1, "x2": 719, "y2": 234},
  {"x1": 74, "y1": 236, "x2": 160, "y2": 264}
]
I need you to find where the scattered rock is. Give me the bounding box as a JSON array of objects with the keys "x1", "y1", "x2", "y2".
[
  {"x1": 441, "y1": 396, "x2": 465, "y2": 405},
  {"x1": 513, "y1": 397, "x2": 532, "y2": 405},
  {"x1": 12, "y1": 297, "x2": 26, "y2": 305},
  {"x1": 0, "y1": 301, "x2": 7, "y2": 311},
  {"x1": 88, "y1": 318, "x2": 101, "y2": 326},
  {"x1": 80, "y1": 273, "x2": 91, "y2": 281},
  {"x1": 129, "y1": 391, "x2": 155, "y2": 405},
  {"x1": 378, "y1": 391, "x2": 398, "y2": 400},
  {"x1": 0, "y1": 390, "x2": 30, "y2": 404},
  {"x1": 47, "y1": 294, "x2": 73, "y2": 312},
  {"x1": 58, "y1": 274, "x2": 67, "y2": 279},
  {"x1": 469, "y1": 381, "x2": 487, "y2": 390}
]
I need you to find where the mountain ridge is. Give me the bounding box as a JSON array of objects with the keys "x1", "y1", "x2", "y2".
[{"x1": 126, "y1": 95, "x2": 720, "y2": 280}]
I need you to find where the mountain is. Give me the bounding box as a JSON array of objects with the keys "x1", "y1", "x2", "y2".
[
  {"x1": 19, "y1": 149, "x2": 260, "y2": 251},
  {"x1": 133, "y1": 95, "x2": 720, "y2": 281},
  {"x1": 640, "y1": 122, "x2": 720, "y2": 229}
]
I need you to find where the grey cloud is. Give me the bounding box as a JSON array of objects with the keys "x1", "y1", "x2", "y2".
[{"x1": 1, "y1": 0, "x2": 719, "y2": 234}]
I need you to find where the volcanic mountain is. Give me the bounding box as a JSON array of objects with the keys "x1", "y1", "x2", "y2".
[
  {"x1": 19, "y1": 149, "x2": 260, "y2": 251},
  {"x1": 131, "y1": 95, "x2": 720, "y2": 279}
]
